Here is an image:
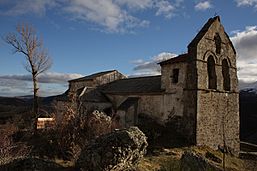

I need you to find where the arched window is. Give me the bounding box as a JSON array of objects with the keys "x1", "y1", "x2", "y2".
[
  {"x1": 207, "y1": 56, "x2": 217, "y2": 89},
  {"x1": 214, "y1": 33, "x2": 221, "y2": 54},
  {"x1": 222, "y1": 59, "x2": 230, "y2": 91}
]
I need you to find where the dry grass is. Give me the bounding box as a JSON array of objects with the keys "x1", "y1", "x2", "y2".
[
  {"x1": 137, "y1": 146, "x2": 257, "y2": 171},
  {"x1": 137, "y1": 148, "x2": 184, "y2": 171},
  {"x1": 0, "y1": 124, "x2": 30, "y2": 165}
]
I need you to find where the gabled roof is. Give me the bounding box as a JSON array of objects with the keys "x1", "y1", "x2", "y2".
[
  {"x1": 159, "y1": 53, "x2": 188, "y2": 65},
  {"x1": 187, "y1": 16, "x2": 236, "y2": 54},
  {"x1": 69, "y1": 70, "x2": 117, "y2": 82},
  {"x1": 188, "y1": 16, "x2": 220, "y2": 48},
  {"x1": 101, "y1": 75, "x2": 163, "y2": 94}
]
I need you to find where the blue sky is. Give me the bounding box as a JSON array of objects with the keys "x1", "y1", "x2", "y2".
[{"x1": 0, "y1": 0, "x2": 257, "y2": 96}]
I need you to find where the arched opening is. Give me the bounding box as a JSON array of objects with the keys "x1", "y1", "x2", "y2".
[
  {"x1": 207, "y1": 56, "x2": 217, "y2": 89},
  {"x1": 222, "y1": 59, "x2": 230, "y2": 91},
  {"x1": 214, "y1": 33, "x2": 221, "y2": 54}
]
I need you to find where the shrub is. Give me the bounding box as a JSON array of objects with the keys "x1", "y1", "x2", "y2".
[{"x1": 0, "y1": 124, "x2": 30, "y2": 165}]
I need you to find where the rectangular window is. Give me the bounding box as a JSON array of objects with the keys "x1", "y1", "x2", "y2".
[{"x1": 172, "y1": 69, "x2": 179, "y2": 83}]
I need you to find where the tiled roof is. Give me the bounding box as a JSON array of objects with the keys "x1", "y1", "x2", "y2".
[
  {"x1": 69, "y1": 70, "x2": 117, "y2": 82},
  {"x1": 101, "y1": 75, "x2": 163, "y2": 94},
  {"x1": 159, "y1": 53, "x2": 188, "y2": 65}
]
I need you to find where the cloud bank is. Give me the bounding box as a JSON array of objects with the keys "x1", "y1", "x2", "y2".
[
  {"x1": 131, "y1": 52, "x2": 177, "y2": 76},
  {"x1": 0, "y1": 72, "x2": 83, "y2": 97},
  {"x1": 0, "y1": 0, "x2": 183, "y2": 33},
  {"x1": 235, "y1": 0, "x2": 257, "y2": 8},
  {"x1": 231, "y1": 26, "x2": 257, "y2": 85}
]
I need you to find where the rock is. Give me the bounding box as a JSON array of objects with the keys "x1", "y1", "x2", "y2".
[
  {"x1": 0, "y1": 157, "x2": 65, "y2": 171},
  {"x1": 76, "y1": 126, "x2": 148, "y2": 171},
  {"x1": 180, "y1": 151, "x2": 222, "y2": 171},
  {"x1": 85, "y1": 110, "x2": 113, "y2": 139}
]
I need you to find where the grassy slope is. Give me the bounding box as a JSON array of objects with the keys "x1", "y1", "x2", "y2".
[{"x1": 137, "y1": 146, "x2": 257, "y2": 171}]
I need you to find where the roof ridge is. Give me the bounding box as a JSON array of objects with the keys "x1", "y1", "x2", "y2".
[
  {"x1": 188, "y1": 16, "x2": 220, "y2": 49},
  {"x1": 69, "y1": 69, "x2": 117, "y2": 82},
  {"x1": 159, "y1": 53, "x2": 188, "y2": 65}
]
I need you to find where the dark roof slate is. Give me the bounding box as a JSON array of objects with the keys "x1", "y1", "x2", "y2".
[
  {"x1": 159, "y1": 53, "x2": 188, "y2": 65},
  {"x1": 118, "y1": 97, "x2": 139, "y2": 110},
  {"x1": 69, "y1": 70, "x2": 116, "y2": 82},
  {"x1": 101, "y1": 75, "x2": 163, "y2": 94},
  {"x1": 80, "y1": 87, "x2": 110, "y2": 103}
]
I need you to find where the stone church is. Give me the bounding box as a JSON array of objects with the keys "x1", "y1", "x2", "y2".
[{"x1": 63, "y1": 16, "x2": 239, "y2": 153}]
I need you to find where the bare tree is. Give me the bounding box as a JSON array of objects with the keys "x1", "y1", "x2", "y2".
[{"x1": 3, "y1": 23, "x2": 52, "y2": 131}]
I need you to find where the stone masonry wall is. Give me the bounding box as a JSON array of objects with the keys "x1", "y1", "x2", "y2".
[
  {"x1": 192, "y1": 18, "x2": 240, "y2": 153},
  {"x1": 69, "y1": 70, "x2": 126, "y2": 95},
  {"x1": 107, "y1": 94, "x2": 186, "y2": 124},
  {"x1": 197, "y1": 92, "x2": 240, "y2": 153}
]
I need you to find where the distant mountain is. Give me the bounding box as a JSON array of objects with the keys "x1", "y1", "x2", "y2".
[
  {"x1": 240, "y1": 90, "x2": 257, "y2": 144},
  {"x1": 0, "y1": 94, "x2": 62, "y2": 120},
  {"x1": 239, "y1": 80, "x2": 257, "y2": 93},
  {"x1": 0, "y1": 96, "x2": 29, "y2": 106}
]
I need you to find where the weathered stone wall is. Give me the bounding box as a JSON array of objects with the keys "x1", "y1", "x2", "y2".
[
  {"x1": 94, "y1": 70, "x2": 126, "y2": 86},
  {"x1": 137, "y1": 95, "x2": 162, "y2": 119},
  {"x1": 161, "y1": 62, "x2": 187, "y2": 93},
  {"x1": 196, "y1": 92, "x2": 240, "y2": 153},
  {"x1": 107, "y1": 93, "x2": 189, "y2": 125},
  {"x1": 188, "y1": 18, "x2": 240, "y2": 153},
  {"x1": 160, "y1": 55, "x2": 198, "y2": 142},
  {"x1": 69, "y1": 70, "x2": 126, "y2": 95}
]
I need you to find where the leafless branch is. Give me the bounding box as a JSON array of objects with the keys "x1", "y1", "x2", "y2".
[{"x1": 3, "y1": 22, "x2": 52, "y2": 131}]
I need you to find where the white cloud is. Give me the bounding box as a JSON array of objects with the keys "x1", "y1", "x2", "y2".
[
  {"x1": 115, "y1": 0, "x2": 153, "y2": 9},
  {"x1": 195, "y1": 1, "x2": 212, "y2": 11},
  {"x1": 64, "y1": 0, "x2": 177, "y2": 32},
  {"x1": 0, "y1": 0, "x2": 57, "y2": 16},
  {"x1": 64, "y1": 0, "x2": 132, "y2": 32},
  {"x1": 0, "y1": 72, "x2": 82, "y2": 83},
  {"x1": 230, "y1": 26, "x2": 257, "y2": 85},
  {"x1": 131, "y1": 52, "x2": 177, "y2": 76},
  {"x1": 235, "y1": 0, "x2": 257, "y2": 7},
  {"x1": 0, "y1": 72, "x2": 83, "y2": 97},
  {"x1": 0, "y1": 0, "x2": 181, "y2": 33},
  {"x1": 115, "y1": 0, "x2": 177, "y2": 18},
  {"x1": 155, "y1": 0, "x2": 175, "y2": 18}
]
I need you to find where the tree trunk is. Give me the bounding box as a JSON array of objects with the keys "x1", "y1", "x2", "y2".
[{"x1": 32, "y1": 75, "x2": 39, "y2": 131}]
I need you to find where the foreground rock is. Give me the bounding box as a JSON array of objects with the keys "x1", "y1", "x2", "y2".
[
  {"x1": 0, "y1": 158, "x2": 65, "y2": 171},
  {"x1": 76, "y1": 126, "x2": 148, "y2": 171},
  {"x1": 180, "y1": 151, "x2": 222, "y2": 171},
  {"x1": 85, "y1": 110, "x2": 113, "y2": 139}
]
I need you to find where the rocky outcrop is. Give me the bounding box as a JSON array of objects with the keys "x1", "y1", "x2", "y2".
[
  {"x1": 180, "y1": 151, "x2": 223, "y2": 171},
  {"x1": 0, "y1": 158, "x2": 65, "y2": 171},
  {"x1": 85, "y1": 110, "x2": 113, "y2": 139},
  {"x1": 76, "y1": 126, "x2": 148, "y2": 171}
]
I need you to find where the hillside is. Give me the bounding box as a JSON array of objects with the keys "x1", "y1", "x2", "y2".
[{"x1": 240, "y1": 90, "x2": 257, "y2": 144}]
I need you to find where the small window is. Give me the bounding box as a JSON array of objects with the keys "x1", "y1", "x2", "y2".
[
  {"x1": 207, "y1": 56, "x2": 217, "y2": 89},
  {"x1": 172, "y1": 69, "x2": 179, "y2": 83},
  {"x1": 222, "y1": 59, "x2": 230, "y2": 91},
  {"x1": 214, "y1": 33, "x2": 222, "y2": 54}
]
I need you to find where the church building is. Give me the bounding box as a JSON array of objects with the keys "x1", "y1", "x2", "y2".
[{"x1": 65, "y1": 16, "x2": 239, "y2": 153}]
